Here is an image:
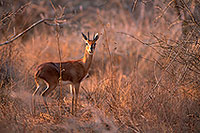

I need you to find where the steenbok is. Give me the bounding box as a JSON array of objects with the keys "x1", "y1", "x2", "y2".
[{"x1": 32, "y1": 32, "x2": 99, "y2": 115}]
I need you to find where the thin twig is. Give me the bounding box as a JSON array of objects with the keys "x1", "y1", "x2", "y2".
[
  {"x1": 180, "y1": 0, "x2": 200, "y2": 27},
  {"x1": 154, "y1": 61, "x2": 159, "y2": 85},
  {"x1": 142, "y1": 50, "x2": 180, "y2": 108},
  {"x1": 49, "y1": 0, "x2": 57, "y2": 12},
  {"x1": 98, "y1": 15, "x2": 113, "y2": 80},
  {"x1": 0, "y1": 2, "x2": 31, "y2": 25},
  {"x1": 56, "y1": 24, "x2": 63, "y2": 102},
  {"x1": 131, "y1": 0, "x2": 138, "y2": 13},
  {"x1": 154, "y1": 0, "x2": 175, "y2": 22},
  {"x1": 49, "y1": 0, "x2": 64, "y2": 114},
  {"x1": 117, "y1": 32, "x2": 163, "y2": 57},
  {"x1": 117, "y1": 31, "x2": 147, "y2": 45}
]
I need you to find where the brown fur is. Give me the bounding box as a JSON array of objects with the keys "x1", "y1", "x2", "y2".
[{"x1": 35, "y1": 59, "x2": 89, "y2": 85}]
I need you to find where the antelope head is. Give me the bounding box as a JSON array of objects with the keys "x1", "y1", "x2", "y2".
[{"x1": 82, "y1": 32, "x2": 99, "y2": 55}]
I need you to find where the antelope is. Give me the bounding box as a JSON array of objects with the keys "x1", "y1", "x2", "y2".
[{"x1": 32, "y1": 32, "x2": 99, "y2": 115}]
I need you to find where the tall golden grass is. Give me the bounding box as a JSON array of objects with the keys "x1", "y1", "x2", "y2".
[{"x1": 0, "y1": 0, "x2": 199, "y2": 132}]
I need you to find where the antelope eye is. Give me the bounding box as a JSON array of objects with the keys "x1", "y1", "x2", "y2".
[{"x1": 86, "y1": 43, "x2": 89, "y2": 46}]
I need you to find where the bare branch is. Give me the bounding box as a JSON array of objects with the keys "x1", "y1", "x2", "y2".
[
  {"x1": 0, "y1": 19, "x2": 44, "y2": 46},
  {"x1": 117, "y1": 31, "x2": 163, "y2": 56},
  {"x1": 117, "y1": 31, "x2": 147, "y2": 45},
  {"x1": 0, "y1": 17, "x2": 69, "y2": 47}
]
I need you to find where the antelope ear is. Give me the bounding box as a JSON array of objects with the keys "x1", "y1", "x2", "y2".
[
  {"x1": 82, "y1": 32, "x2": 87, "y2": 41},
  {"x1": 93, "y1": 33, "x2": 99, "y2": 41}
]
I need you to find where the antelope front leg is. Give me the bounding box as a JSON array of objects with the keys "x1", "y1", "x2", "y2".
[
  {"x1": 70, "y1": 84, "x2": 75, "y2": 115},
  {"x1": 74, "y1": 83, "x2": 80, "y2": 115}
]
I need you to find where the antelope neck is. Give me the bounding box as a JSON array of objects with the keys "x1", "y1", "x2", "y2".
[{"x1": 81, "y1": 50, "x2": 93, "y2": 71}]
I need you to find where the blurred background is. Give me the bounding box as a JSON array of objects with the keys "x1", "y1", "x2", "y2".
[{"x1": 0, "y1": 0, "x2": 199, "y2": 132}]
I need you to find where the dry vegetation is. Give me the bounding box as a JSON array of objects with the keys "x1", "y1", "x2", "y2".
[{"x1": 0, "y1": 0, "x2": 200, "y2": 132}]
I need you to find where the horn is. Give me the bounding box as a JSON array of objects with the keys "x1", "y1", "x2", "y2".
[
  {"x1": 88, "y1": 32, "x2": 90, "y2": 40},
  {"x1": 81, "y1": 32, "x2": 87, "y2": 41}
]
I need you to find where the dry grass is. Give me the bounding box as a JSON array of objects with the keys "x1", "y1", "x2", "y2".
[{"x1": 0, "y1": 0, "x2": 199, "y2": 132}]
